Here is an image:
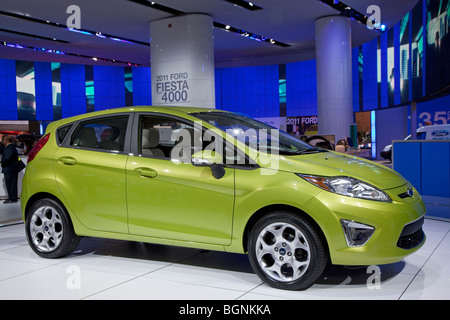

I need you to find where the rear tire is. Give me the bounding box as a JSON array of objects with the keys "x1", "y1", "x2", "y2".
[
  {"x1": 25, "y1": 198, "x2": 80, "y2": 259},
  {"x1": 248, "y1": 212, "x2": 328, "y2": 290}
]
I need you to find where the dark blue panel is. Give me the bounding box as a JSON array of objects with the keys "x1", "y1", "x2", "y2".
[
  {"x1": 393, "y1": 142, "x2": 422, "y2": 192},
  {"x1": 363, "y1": 38, "x2": 378, "y2": 110},
  {"x1": 217, "y1": 65, "x2": 279, "y2": 117},
  {"x1": 380, "y1": 32, "x2": 388, "y2": 108},
  {"x1": 215, "y1": 69, "x2": 222, "y2": 109},
  {"x1": 421, "y1": 142, "x2": 450, "y2": 197},
  {"x1": 94, "y1": 65, "x2": 108, "y2": 110},
  {"x1": 352, "y1": 47, "x2": 360, "y2": 112},
  {"x1": 34, "y1": 62, "x2": 53, "y2": 121},
  {"x1": 286, "y1": 60, "x2": 317, "y2": 117},
  {"x1": 0, "y1": 59, "x2": 17, "y2": 120},
  {"x1": 132, "y1": 67, "x2": 151, "y2": 105},
  {"x1": 394, "y1": 23, "x2": 401, "y2": 106},
  {"x1": 60, "y1": 64, "x2": 86, "y2": 118}
]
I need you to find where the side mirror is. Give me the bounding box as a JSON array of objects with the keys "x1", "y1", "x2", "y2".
[{"x1": 191, "y1": 150, "x2": 225, "y2": 179}]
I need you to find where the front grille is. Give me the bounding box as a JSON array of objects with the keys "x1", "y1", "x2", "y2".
[{"x1": 397, "y1": 217, "x2": 425, "y2": 249}]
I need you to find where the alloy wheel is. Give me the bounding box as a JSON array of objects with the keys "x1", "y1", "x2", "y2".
[
  {"x1": 29, "y1": 205, "x2": 64, "y2": 253},
  {"x1": 255, "y1": 222, "x2": 311, "y2": 282}
]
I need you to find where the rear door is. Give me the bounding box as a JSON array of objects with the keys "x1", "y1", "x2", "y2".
[{"x1": 53, "y1": 114, "x2": 132, "y2": 233}]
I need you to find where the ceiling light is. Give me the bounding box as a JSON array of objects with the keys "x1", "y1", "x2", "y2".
[
  {"x1": 223, "y1": 0, "x2": 262, "y2": 11},
  {"x1": 0, "y1": 10, "x2": 149, "y2": 46},
  {"x1": 213, "y1": 21, "x2": 290, "y2": 47},
  {"x1": 1, "y1": 41, "x2": 141, "y2": 66},
  {"x1": 129, "y1": 0, "x2": 289, "y2": 47},
  {"x1": 318, "y1": 0, "x2": 386, "y2": 33},
  {"x1": 0, "y1": 27, "x2": 69, "y2": 43}
]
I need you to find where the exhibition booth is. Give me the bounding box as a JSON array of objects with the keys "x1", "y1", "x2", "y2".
[{"x1": 0, "y1": 0, "x2": 449, "y2": 300}]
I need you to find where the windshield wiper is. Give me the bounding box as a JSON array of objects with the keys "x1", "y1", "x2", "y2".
[{"x1": 286, "y1": 148, "x2": 327, "y2": 155}]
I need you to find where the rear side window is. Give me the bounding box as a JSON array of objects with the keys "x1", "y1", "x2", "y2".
[
  {"x1": 70, "y1": 115, "x2": 129, "y2": 152},
  {"x1": 56, "y1": 124, "x2": 72, "y2": 145}
]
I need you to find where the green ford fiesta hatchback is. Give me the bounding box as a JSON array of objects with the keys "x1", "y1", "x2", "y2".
[{"x1": 21, "y1": 106, "x2": 425, "y2": 290}]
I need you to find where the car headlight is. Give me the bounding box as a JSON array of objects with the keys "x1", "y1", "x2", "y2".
[{"x1": 297, "y1": 174, "x2": 392, "y2": 202}]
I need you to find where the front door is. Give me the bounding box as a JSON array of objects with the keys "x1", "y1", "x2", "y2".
[{"x1": 126, "y1": 114, "x2": 235, "y2": 245}]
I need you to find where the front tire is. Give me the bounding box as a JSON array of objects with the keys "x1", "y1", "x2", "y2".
[
  {"x1": 25, "y1": 198, "x2": 80, "y2": 259},
  {"x1": 248, "y1": 212, "x2": 328, "y2": 290}
]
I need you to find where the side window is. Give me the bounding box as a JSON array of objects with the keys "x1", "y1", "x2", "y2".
[
  {"x1": 70, "y1": 115, "x2": 129, "y2": 152},
  {"x1": 139, "y1": 115, "x2": 203, "y2": 161},
  {"x1": 56, "y1": 124, "x2": 72, "y2": 145},
  {"x1": 138, "y1": 115, "x2": 252, "y2": 166},
  {"x1": 417, "y1": 132, "x2": 425, "y2": 140}
]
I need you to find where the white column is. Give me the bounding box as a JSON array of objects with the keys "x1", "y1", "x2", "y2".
[
  {"x1": 315, "y1": 16, "x2": 353, "y2": 142},
  {"x1": 150, "y1": 14, "x2": 215, "y2": 108}
]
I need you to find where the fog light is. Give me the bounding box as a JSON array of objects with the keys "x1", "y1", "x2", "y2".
[{"x1": 340, "y1": 219, "x2": 375, "y2": 247}]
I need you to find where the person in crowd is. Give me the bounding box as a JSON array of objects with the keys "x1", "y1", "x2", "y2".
[{"x1": 1, "y1": 135, "x2": 19, "y2": 203}]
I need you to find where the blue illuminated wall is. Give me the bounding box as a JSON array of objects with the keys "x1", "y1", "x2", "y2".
[
  {"x1": 60, "y1": 64, "x2": 86, "y2": 118},
  {"x1": 362, "y1": 38, "x2": 378, "y2": 110},
  {"x1": 0, "y1": 59, "x2": 152, "y2": 122},
  {"x1": 215, "y1": 65, "x2": 279, "y2": 118},
  {"x1": 132, "y1": 67, "x2": 152, "y2": 106},
  {"x1": 0, "y1": 59, "x2": 16, "y2": 120},
  {"x1": 34, "y1": 61, "x2": 53, "y2": 120},
  {"x1": 93, "y1": 65, "x2": 125, "y2": 111},
  {"x1": 285, "y1": 60, "x2": 317, "y2": 116}
]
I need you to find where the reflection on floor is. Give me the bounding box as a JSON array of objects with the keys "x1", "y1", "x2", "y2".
[
  {"x1": 0, "y1": 200, "x2": 22, "y2": 227},
  {"x1": 0, "y1": 200, "x2": 449, "y2": 299}
]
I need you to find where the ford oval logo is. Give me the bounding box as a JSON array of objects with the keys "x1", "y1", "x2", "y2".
[
  {"x1": 407, "y1": 188, "x2": 414, "y2": 197},
  {"x1": 431, "y1": 130, "x2": 449, "y2": 137}
]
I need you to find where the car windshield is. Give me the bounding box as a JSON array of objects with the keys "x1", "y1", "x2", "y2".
[{"x1": 192, "y1": 111, "x2": 326, "y2": 155}]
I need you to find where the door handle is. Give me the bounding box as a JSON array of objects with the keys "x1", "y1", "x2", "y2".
[
  {"x1": 134, "y1": 167, "x2": 157, "y2": 178},
  {"x1": 58, "y1": 156, "x2": 77, "y2": 165}
]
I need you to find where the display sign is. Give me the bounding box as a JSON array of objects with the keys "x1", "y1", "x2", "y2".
[
  {"x1": 286, "y1": 116, "x2": 318, "y2": 136},
  {"x1": 155, "y1": 72, "x2": 190, "y2": 104},
  {"x1": 150, "y1": 14, "x2": 215, "y2": 108},
  {"x1": 418, "y1": 111, "x2": 450, "y2": 127},
  {"x1": 417, "y1": 94, "x2": 450, "y2": 127}
]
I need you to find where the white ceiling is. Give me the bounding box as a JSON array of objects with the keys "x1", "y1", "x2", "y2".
[{"x1": 0, "y1": 0, "x2": 419, "y2": 68}]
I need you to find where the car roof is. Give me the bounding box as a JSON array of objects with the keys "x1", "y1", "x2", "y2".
[
  {"x1": 417, "y1": 124, "x2": 450, "y2": 132},
  {"x1": 46, "y1": 105, "x2": 228, "y2": 132}
]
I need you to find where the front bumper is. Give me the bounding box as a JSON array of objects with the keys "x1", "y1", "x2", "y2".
[{"x1": 305, "y1": 184, "x2": 426, "y2": 266}]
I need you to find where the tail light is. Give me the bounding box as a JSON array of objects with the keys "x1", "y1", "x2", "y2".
[{"x1": 27, "y1": 133, "x2": 50, "y2": 163}]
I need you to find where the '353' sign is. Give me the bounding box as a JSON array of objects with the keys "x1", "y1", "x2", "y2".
[{"x1": 418, "y1": 111, "x2": 450, "y2": 127}]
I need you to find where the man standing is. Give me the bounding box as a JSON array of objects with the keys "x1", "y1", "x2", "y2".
[{"x1": 1, "y1": 135, "x2": 19, "y2": 203}]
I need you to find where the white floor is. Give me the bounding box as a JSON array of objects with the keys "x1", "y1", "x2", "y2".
[{"x1": 0, "y1": 202, "x2": 449, "y2": 300}]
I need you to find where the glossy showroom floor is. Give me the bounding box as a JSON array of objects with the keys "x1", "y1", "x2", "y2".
[{"x1": 0, "y1": 201, "x2": 449, "y2": 300}]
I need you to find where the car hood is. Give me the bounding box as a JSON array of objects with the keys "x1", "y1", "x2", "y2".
[{"x1": 257, "y1": 150, "x2": 408, "y2": 190}]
